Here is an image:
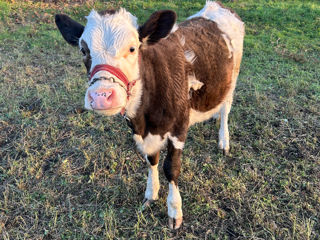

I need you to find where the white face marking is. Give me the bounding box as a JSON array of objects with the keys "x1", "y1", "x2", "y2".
[
  {"x1": 167, "y1": 181, "x2": 182, "y2": 219},
  {"x1": 80, "y1": 9, "x2": 143, "y2": 116},
  {"x1": 133, "y1": 132, "x2": 184, "y2": 155},
  {"x1": 144, "y1": 156, "x2": 160, "y2": 200},
  {"x1": 80, "y1": 9, "x2": 140, "y2": 78}
]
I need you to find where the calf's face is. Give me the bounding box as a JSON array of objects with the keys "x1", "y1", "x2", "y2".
[
  {"x1": 82, "y1": 10, "x2": 140, "y2": 115},
  {"x1": 55, "y1": 9, "x2": 176, "y2": 116}
]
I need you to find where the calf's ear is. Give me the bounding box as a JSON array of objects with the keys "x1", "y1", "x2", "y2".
[
  {"x1": 55, "y1": 14, "x2": 84, "y2": 46},
  {"x1": 138, "y1": 10, "x2": 177, "y2": 45}
]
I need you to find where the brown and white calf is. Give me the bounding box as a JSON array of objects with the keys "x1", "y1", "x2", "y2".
[{"x1": 55, "y1": 1, "x2": 244, "y2": 229}]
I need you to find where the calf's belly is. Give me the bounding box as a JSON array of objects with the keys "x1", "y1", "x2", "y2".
[{"x1": 189, "y1": 103, "x2": 222, "y2": 126}]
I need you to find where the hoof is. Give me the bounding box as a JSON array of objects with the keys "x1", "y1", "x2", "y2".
[
  {"x1": 222, "y1": 148, "x2": 230, "y2": 156},
  {"x1": 169, "y1": 217, "x2": 183, "y2": 230},
  {"x1": 142, "y1": 198, "x2": 155, "y2": 210},
  {"x1": 219, "y1": 141, "x2": 230, "y2": 156}
]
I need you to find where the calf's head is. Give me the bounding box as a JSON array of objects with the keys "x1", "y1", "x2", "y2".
[{"x1": 55, "y1": 8, "x2": 176, "y2": 116}]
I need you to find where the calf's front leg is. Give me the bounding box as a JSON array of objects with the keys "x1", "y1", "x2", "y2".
[
  {"x1": 143, "y1": 152, "x2": 160, "y2": 208},
  {"x1": 163, "y1": 140, "x2": 183, "y2": 229}
]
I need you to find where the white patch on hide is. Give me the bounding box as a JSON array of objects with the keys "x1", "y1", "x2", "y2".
[
  {"x1": 167, "y1": 181, "x2": 182, "y2": 219},
  {"x1": 184, "y1": 50, "x2": 196, "y2": 64},
  {"x1": 168, "y1": 135, "x2": 184, "y2": 150},
  {"x1": 188, "y1": 1, "x2": 245, "y2": 41},
  {"x1": 189, "y1": 103, "x2": 222, "y2": 126},
  {"x1": 188, "y1": 1, "x2": 245, "y2": 63},
  {"x1": 188, "y1": 74, "x2": 203, "y2": 92},
  {"x1": 133, "y1": 133, "x2": 184, "y2": 155},
  {"x1": 145, "y1": 157, "x2": 160, "y2": 200},
  {"x1": 179, "y1": 35, "x2": 185, "y2": 46},
  {"x1": 221, "y1": 33, "x2": 233, "y2": 58},
  {"x1": 133, "y1": 133, "x2": 167, "y2": 155}
]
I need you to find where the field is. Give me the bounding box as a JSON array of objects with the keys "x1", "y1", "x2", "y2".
[{"x1": 0, "y1": 0, "x2": 319, "y2": 239}]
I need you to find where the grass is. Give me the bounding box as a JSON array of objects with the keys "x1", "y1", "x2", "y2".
[{"x1": 0, "y1": 0, "x2": 319, "y2": 239}]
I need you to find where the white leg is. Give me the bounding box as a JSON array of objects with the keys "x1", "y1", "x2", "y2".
[
  {"x1": 143, "y1": 156, "x2": 160, "y2": 208},
  {"x1": 167, "y1": 181, "x2": 183, "y2": 229},
  {"x1": 219, "y1": 102, "x2": 231, "y2": 154},
  {"x1": 144, "y1": 163, "x2": 160, "y2": 200}
]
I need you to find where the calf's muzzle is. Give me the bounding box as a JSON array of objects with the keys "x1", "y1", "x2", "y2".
[{"x1": 89, "y1": 88, "x2": 115, "y2": 110}]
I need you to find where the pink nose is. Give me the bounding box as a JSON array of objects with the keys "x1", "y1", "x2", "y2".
[{"x1": 89, "y1": 88, "x2": 114, "y2": 110}]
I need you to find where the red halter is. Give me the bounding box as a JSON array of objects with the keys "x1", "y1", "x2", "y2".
[{"x1": 89, "y1": 64, "x2": 136, "y2": 100}]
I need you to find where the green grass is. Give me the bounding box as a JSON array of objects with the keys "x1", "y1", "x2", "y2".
[{"x1": 0, "y1": 0, "x2": 319, "y2": 239}]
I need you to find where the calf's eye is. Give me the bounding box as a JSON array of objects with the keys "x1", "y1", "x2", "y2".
[{"x1": 129, "y1": 47, "x2": 135, "y2": 53}]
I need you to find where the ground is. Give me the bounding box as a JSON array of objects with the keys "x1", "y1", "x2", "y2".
[{"x1": 0, "y1": 0, "x2": 319, "y2": 239}]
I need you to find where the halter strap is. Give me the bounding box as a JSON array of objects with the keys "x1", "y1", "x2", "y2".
[
  {"x1": 89, "y1": 64, "x2": 136, "y2": 100},
  {"x1": 90, "y1": 64, "x2": 129, "y2": 87}
]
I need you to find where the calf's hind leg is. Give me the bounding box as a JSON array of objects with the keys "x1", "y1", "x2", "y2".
[
  {"x1": 163, "y1": 140, "x2": 183, "y2": 229},
  {"x1": 218, "y1": 101, "x2": 231, "y2": 155},
  {"x1": 143, "y1": 152, "x2": 160, "y2": 208}
]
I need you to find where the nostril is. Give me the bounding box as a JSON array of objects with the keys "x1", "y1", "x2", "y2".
[
  {"x1": 106, "y1": 90, "x2": 114, "y2": 100},
  {"x1": 89, "y1": 89, "x2": 112, "y2": 98},
  {"x1": 95, "y1": 90, "x2": 112, "y2": 100},
  {"x1": 88, "y1": 88, "x2": 115, "y2": 110}
]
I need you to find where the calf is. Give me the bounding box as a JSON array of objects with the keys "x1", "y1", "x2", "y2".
[{"x1": 55, "y1": 1, "x2": 244, "y2": 229}]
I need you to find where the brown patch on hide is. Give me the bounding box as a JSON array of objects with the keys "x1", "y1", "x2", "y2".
[
  {"x1": 130, "y1": 17, "x2": 237, "y2": 139},
  {"x1": 131, "y1": 33, "x2": 189, "y2": 141},
  {"x1": 178, "y1": 18, "x2": 234, "y2": 112},
  {"x1": 80, "y1": 40, "x2": 92, "y2": 74}
]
